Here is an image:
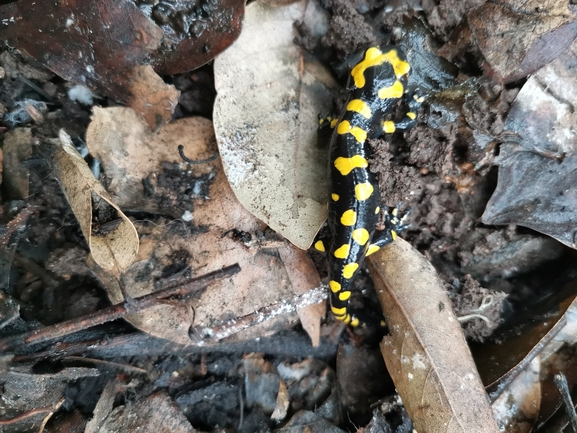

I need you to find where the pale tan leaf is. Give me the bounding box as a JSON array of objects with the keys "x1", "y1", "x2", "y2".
[
  {"x1": 54, "y1": 130, "x2": 139, "y2": 276},
  {"x1": 213, "y1": 0, "x2": 336, "y2": 250},
  {"x1": 367, "y1": 238, "x2": 499, "y2": 433}
]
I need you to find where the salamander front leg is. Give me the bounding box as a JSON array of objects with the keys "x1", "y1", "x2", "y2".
[{"x1": 382, "y1": 90, "x2": 425, "y2": 133}]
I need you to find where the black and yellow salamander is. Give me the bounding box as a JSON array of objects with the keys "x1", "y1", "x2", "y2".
[{"x1": 314, "y1": 46, "x2": 423, "y2": 327}]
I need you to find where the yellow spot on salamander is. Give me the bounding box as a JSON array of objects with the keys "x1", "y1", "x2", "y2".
[
  {"x1": 334, "y1": 155, "x2": 368, "y2": 176},
  {"x1": 355, "y1": 182, "x2": 374, "y2": 201},
  {"x1": 392, "y1": 208, "x2": 398, "y2": 216},
  {"x1": 346, "y1": 99, "x2": 372, "y2": 119},
  {"x1": 334, "y1": 244, "x2": 350, "y2": 259},
  {"x1": 337, "y1": 120, "x2": 367, "y2": 143},
  {"x1": 414, "y1": 95, "x2": 425, "y2": 103},
  {"x1": 375, "y1": 206, "x2": 380, "y2": 214},
  {"x1": 407, "y1": 112, "x2": 416, "y2": 120},
  {"x1": 383, "y1": 120, "x2": 396, "y2": 133},
  {"x1": 338, "y1": 291, "x2": 351, "y2": 301},
  {"x1": 342, "y1": 262, "x2": 359, "y2": 278},
  {"x1": 343, "y1": 314, "x2": 352, "y2": 324},
  {"x1": 329, "y1": 280, "x2": 341, "y2": 293},
  {"x1": 350, "y1": 317, "x2": 360, "y2": 327},
  {"x1": 330, "y1": 118, "x2": 338, "y2": 128},
  {"x1": 392, "y1": 230, "x2": 397, "y2": 240},
  {"x1": 331, "y1": 305, "x2": 347, "y2": 316},
  {"x1": 314, "y1": 240, "x2": 325, "y2": 252},
  {"x1": 340, "y1": 210, "x2": 357, "y2": 226},
  {"x1": 331, "y1": 193, "x2": 340, "y2": 201},
  {"x1": 378, "y1": 80, "x2": 404, "y2": 99},
  {"x1": 351, "y1": 47, "x2": 411, "y2": 88},
  {"x1": 366, "y1": 244, "x2": 380, "y2": 256},
  {"x1": 352, "y1": 228, "x2": 370, "y2": 245}
]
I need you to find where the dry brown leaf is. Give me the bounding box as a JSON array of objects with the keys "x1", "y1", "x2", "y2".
[
  {"x1": 54, "y1": 130, "x2": 139, "y2": 277},
  {"x1": 85, "y1": 108, "x2": 320, "y2": 344},
  {"x1": 468, "y1": 0, "x2": 577, "y2": 82},
  {"x1": 86, "y1": 106, "x2": 215, "y2": 215},
  {"x1": 213, "y1": 0, "x2": 336, "y2": 250},
  {"x1": 367, "y1": 238, "x2": 499, "y2": 433},
  {"x1": 277, "y1": 245, "x2": 323, "y2": 346},
  {"x1": 127, "y1": 65, "x2": 181, "y2": 131}
]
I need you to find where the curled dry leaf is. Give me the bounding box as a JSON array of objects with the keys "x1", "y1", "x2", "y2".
[
  {"x1": 367, "y1": 238, "x2": 499, "y2": 433},
  {"x1": 0, "y1": 0, "x2": 178, "y2": 130},
  {"x1": 213, "y1": 0, "x2": 337, "y2": 250},
  {"x1": 482, "y1": 41, "x2": 577, "y2": 248},
  {"x1": 85, "y1": 108, "x2": 322, "y2": 345},
  {"x1": 54, "y1": 130, "x2": 139, "y2": 277},
  {"x1": 467, "y1": 0, "x2": 577, "y2": 82}
]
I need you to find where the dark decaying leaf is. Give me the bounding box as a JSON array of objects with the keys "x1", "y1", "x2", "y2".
[
  {"x1": 482, "y1": 40, "x2": 577, "y2": 249},
  {"x1": 144, "y1": 0, "x2": 245, "y2": 75},
  {"x1": 467, "y1": 0, "x2": 577, "y2": 83},
  {"x1": 0, "y1": 0, "x2": 244, "y2": 128},
  {"x1": 0, "y1": 0, "x2": 175, "y2": 130}
]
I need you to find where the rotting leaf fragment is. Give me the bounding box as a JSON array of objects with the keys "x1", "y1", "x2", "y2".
[
  {"x1": 0, "y1": 0, "x2": 178, "y2": 130},
  {"x1": 482, "y1": 41, "x2": 577, "y2": 249}
]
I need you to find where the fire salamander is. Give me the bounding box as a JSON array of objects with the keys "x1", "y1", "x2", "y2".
[{"x1": 314, "y1": 46, "x2": 423, "y2": 327}]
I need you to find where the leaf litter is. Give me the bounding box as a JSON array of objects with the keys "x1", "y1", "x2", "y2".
[
  {"x1": 85, "y1": 106, "x2": 322, "y2": 345},
  {"x1": 2, "y1": 0, "x2": 577, "y2": 430}
]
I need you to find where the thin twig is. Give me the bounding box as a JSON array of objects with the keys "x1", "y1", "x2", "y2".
[
  {"x1": 0, "y1": 264, "x2": 240, "y2": 353},
  {"x1": 38, "y1": 397, "x2": 65, "y2": 433},
  {"x1": 0, "y1": 398, "x2": 65, "y2": 426}
]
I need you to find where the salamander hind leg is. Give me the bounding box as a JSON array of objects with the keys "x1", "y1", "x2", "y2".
[
  {"x1": 366, "y1": 204, "x2": 411, "y2": 256},
  {"x1": 329, "y1": 280, "x2": 386, "y2": 328}
]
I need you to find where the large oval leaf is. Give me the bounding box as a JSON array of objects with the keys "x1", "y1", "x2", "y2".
[{"x1": 213, "y1": 0, "x2": 335, "y2": 249}]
